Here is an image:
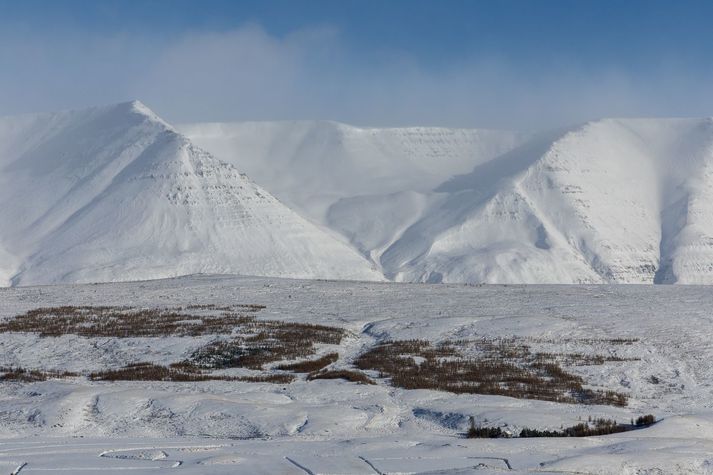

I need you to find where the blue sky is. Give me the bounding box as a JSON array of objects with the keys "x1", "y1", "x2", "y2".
[{"x1": 1, "y1": 0, "x2": 712, "y2": 129}]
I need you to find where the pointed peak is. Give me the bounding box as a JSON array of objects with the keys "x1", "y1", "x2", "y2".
[
  {"x1": 111, "y1": 100, "x2": 174, "y2": 131},
  {"x1": 127, "y1": 99, "x2": 150, "y2": 112},
  {"x1": 120, "y1": 99, "x2": 156, "y2": 118}
]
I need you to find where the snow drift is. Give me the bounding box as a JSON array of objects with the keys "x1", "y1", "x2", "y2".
[{"x1": 0, "y1": 101, "x2": 382, "y2": 285}]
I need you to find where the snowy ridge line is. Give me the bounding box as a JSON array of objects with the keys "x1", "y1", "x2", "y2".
[
  {"x1": 4, "y1": 101, "x2": 713, "y2": 285},
  {"x1": 0, "y1": 101, "x2": 382, "y2": 286},
  {"x1": 187, "y1": 115, "x2": 713, "y2": 284}
]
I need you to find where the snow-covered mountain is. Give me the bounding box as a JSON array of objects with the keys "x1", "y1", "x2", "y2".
[
  {"x1": 180, "y1": 121, "x2": 524, "y2": 223},
  {"x1": 5, "y1": 102, "x2": 713, "y2": 286},
  {"x1": 376, "y1": 118, "x2": 713, "y2": 284},
  {"x1": 180, "y1": 121, "x2": 524, "y2": 270},
  {"x1": 0, "y1": 101, "x2": 382, "y2": 286},
  {"x1": 185, "y1": 117, "x2": 713, "y2": 284}
]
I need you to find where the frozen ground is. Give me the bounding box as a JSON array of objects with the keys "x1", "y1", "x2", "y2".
[{"x1": 0, "y1": 275, "x2": 712, "y2": 473}]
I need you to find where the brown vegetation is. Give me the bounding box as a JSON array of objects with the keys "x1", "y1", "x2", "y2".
[
  {"x1": 635, "y1": 414, "x2": 656, "y2": 426},
  {"x1": 467, "y1": 415, "x2": 657, "y2": 438},
  {"x1": 0, "y1": 305, "x2": 348, "y2": 384},
  {"x1": 0, "y1": 367, "x2": 77, "y2": 382},
  {"x1": 89, "y1": 362, "x2": 293, "y2": 384},
  {"x1": 518, "y1": 417, "x2": 643, "y2": 437},
  {"x1": 1, "y1": 306, "x2": 636, "y2": 403},
  {"x1": 276, "y1": 352, "x2": 339, "y2": 373},
  {"x1": 355, "y1": 339, "x2": 628, "y2": 406},
  {"x1": 0, "y1": 306, "x2": 256, "y2": 338},
  {"x1": 2, "y1": 305, "x2": 345, "y2": 372},
  {"x1": 307, "y1": 369, "x2": 375, "y2": 385},
  {"x1": 188, "y1": 322, "x2": 344, "y2": 370}
]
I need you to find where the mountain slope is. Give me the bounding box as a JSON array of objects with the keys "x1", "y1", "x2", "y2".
[
  {"x1": 382, "y1": 118, "x2": 713, "y2": 283},
  {"x1": 180, "y1": 121, "x2": 524, "y2": 223},
  {"x1": 180, "y1": 120, "x2": 525, "y2": 272},
  {"x1": 0, "y1": 102, "x2": 382, "y2": 286},
  {"x1": 184, "y1": 117, "x2": 713, "y2": 284},
  {"x1": 6, "y1": 105, "x2": 713, "y2": 285}
]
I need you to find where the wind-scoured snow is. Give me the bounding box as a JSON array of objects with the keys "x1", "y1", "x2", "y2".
[
  {"x1": 0, "y1": 102, "x2": 382, "y2": 286},
  {"x1": 186, "y1": 117, "x2": 713, "y2": 284}
]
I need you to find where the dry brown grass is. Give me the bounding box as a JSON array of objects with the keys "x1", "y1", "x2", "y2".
[
  {"x1": 276, "y1": 352, "x2": 339, "y2": 373},
  {"x1": 533, "y1": 352, "x2": 637, "y2": 365},
  {"x1": 1, "y1": 305, "x2": 347, "y2": 383},
  {"x1": 307, "y1": 369, "x2": 375, "y2": 385},
  {"x1": 1, "y1": 305, "x2": 346, "y2": 371},
  {"x1": 89, "y1": 362, "x2": 294, "y2": 384},
  {"x1": 1, "y1": 306, "x2": 633, "y2": 403},
  {"x1": 0, "y1": 306, "x2": 256, "y2": 338},
  {"x1": 0, "y1": 367, "x2": 77, "y2": 382},
  {"x1": 184, "y1": 304, "x2": 266, "y2": 312},
  {"x1": 188, "y1": 322, "x2": 345, "y2": 370},
  {"x1": 355, "y1": 339, "x2": 628, "y2": 406}
]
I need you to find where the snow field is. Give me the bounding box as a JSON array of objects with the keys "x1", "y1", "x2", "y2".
[{"x1": 0, "y1": 276, "x2": 712, "y2": 472}]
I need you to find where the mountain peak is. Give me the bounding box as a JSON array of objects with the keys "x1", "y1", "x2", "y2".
[
  {"x1": 109, "y1": 100, "x2": 174, "y2": 131},
  {"x1": 0, "y1": 102, "x2": 382, "y2": 286}
]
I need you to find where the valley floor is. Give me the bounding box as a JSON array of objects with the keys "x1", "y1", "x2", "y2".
[{"x1": 0, "y1": 276, "x2": 712, "y2": 474}]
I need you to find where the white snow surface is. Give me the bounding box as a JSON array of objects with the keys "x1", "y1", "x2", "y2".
[
  {"x1": 180, "y1": 120, "x2": 523, "y2": 223},
  {"x1": 0, "y1": 102, "x2": 381, "y2": 286},
  {"x1": 0, "y1": 276, "x2": 712, "y2": 473},
  {"x1": 184, "y1": 117, "x2": 713, "y2": 284},
  {"x1": 5, "y1": 102, "x2": 713, "y2": 286}
]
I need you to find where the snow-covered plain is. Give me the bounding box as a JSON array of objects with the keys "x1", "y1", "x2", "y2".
[{"x1": 0, "y1": 275, "x2": 712, "y2": 473}]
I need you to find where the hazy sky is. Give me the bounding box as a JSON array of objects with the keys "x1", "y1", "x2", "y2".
[{"x1": 1, "y1": 0, "x2": 713, "y2": 130}]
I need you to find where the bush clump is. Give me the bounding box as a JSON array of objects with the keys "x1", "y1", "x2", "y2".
[
  {"x1": 0, "y1": 306, "x2": 260, "y2": 338},
  {"x1": 467, "y1": 426, "x2": 504, "y2": 438},
  {"x1": 635, "y1": 414, "x2": 656, "y2": 426},
  {"x1": 355, "y1": 339, "x2": 628, "y2": 406},
  {"x1": 518, "y1": 417, "x2": 657, "y2": 438},
  {"x1": 0, "y1": 367, "x2": 77, "y2": 382},
  {"x1": 307, "y1": 369, "x2": 375, "y2": 385},
  {"x1": 276, "y1": 352, "x2": 339, "y2": 373},
  {"x1": 89, "y1": 362, "x2": 294, "y2": 384},
  {"x1": 188, "y1": 320, "x2": 344, "y2": 370}
]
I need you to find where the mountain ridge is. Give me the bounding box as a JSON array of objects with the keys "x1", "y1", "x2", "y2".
[
  {"x1": 185, "y1": 116, "x2": 713, "y2": 284},
  {"x1": 4, "y1": 102, "x2": 713, "y2": 285},
  {"x1": 0, "y1": 101, "x2": 382, "y2": 286}
]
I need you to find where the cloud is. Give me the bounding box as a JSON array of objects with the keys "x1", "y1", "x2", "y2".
[
  {"x1": 131, "y1": 25, "x2": 341, "y2": 122},
  {"x1": 1, "y1": 23, "x2": 713, "y2": 130}
]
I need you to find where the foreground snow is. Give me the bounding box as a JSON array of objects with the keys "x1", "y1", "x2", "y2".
[
  {"x1": 1, "y1": 424, "x2": 711, "y2": 474},
  {"x1": 0, "y1": 276, "x2": 712, "y2": 473}
]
